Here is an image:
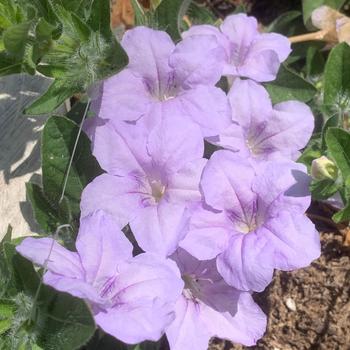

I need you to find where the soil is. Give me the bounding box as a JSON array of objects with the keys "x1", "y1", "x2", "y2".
[{"x1": 209, "y1": 202, "x2": 350, "y2": 350}]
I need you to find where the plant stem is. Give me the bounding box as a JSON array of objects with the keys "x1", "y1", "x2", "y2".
[{"x1": 289, "y1": 29, "x2": 335, "y2": 43}]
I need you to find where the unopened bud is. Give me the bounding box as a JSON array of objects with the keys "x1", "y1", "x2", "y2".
[
  {"x1": 311, "y1": 6, "x2": 343, "y2": 30},
  {"x1": 311, "y1": 156, "x2": 338, "y2": 180}
]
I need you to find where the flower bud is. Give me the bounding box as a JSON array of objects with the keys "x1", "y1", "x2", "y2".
[{"x1": 311, "y1": 156, "x2": 338, "y2": 180}]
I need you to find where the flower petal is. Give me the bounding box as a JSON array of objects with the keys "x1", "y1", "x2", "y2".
[
  {"x1": 43, "y1": 271, "x2": 101, "y2": 303},
  {"x1": 98, "y1": 69, "x2": 153, "y2": 123},
  {"x1": 220, "y1": 14, "x2": 258, "y2": 52},
  {"x1": 76, "y1": 211, "x2": 133, "y2": 285},
  {"x1": 239, "y1": 50, "x2": 281, "y2": 82},
  {"x1": 217, "y1": 233, "x2": 275, "y2": 292},
  {"x1": 170, "y1": 34, "x2": 226, "y2": 88},
  {"x1": 260, "y1": 101, "x2": 314, "y2": 158},
  {"x1": 180, "y1": 205, "x2": 230, "y2": 260},
  {"x1": 166, "y1": 158, "x2": 207, "y2": 204},
  {"x1": 90, "y1": 119, "x2": 151, "y2": 176},
  {"x1": 264, "y1": 212, "x2": 320, "y2": 271},
  {"x1": 122, "y1": 26, "x2": 175, "y2": 97},
  {"x1": 80, "y1": 174, "x2": 142, "y2": 227},
  {"x1": 182, "y1": 24, "x2": 231, "y2": 58},
  {"x1": 204, "y1": 292, "x2": 267, "y2": 346},
  {"x1": 95, "y1": 253, "x2": 183, "y2": 344},
  {"x1": 200, "y1": 150, "x2": 256, "y2": 212},
  {"x1": 228, "y1": 78, "x2": 272, "y2": 129},
  {"x1": 147, "y1": 114, "x2": 204, "y2": 174},
  {"x1": 130, "y1": 201, "x2": 190, "y2": 257},
  {"x1": 166, "y1": 296, "x2": 212, "y2": 350},
  {"x1": 252, "y1": 32, "x2": 291, "y2": 62},
  {"x1": 252, "y1": 160, "x2": 311, "y2": 215},
  {"x1": 174, "y1": 85, "x2": 231, "y2": 137},
  {"x1": 16, "y1": 237, "x2": 83, "y2": 279}
]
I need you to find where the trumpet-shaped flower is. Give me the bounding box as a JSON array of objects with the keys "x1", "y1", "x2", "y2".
[
  {"x1": 166, "y1": 248, "x2": 266, "y2": 350},
  {"x1": 181, "y1": 151, "x2": 320, "y2": 292},
  {"x1": 95, "y1": 26, "x2": 231, "y2": 137},
  {"x1": 183, "y1": 13, "x2": 291, "y2": 82},
  {"x1": 208, "y1": 78, "x2": 314, "y2": 161},
  {"x1": 16, "y1": 210, "x2": 183, "y2": 344},
  {"x1": 81, "y1": 115, "x2": 206, "y2": 257}
]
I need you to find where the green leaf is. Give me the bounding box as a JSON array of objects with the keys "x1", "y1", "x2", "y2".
[
  {"x1": 1, "y1": 225, "x2": 12, "y2": 246},
  {"x1": 310, "y1": 179, "x2": 339, "y2": 200},
  {"x1": 321, "y1": 114, "x2": 338, "y2": 150},
  {"x1": 87, "y1": 0, "x2": 112, "y2": 39},
  {"x1": 302, "y1": 0, "x2": 346, "y2": 28},
  {"x1": 26, "y1": 182, "x2": 61, "y2": 233},
  {"x1": 26, "y1": 3, "x2": 128, "y2": 114},
  {"x1": 332, "y1": 201, "x2": 350, "y2": 222},
  {"x1": 24, "y1": 79, "x2": 76, "y2": 115},
  {"x1": 186, "y1": 2, "x2": 216, "y2": 26},
  {"x1": 41, "y1": 116, "x2": 102, "y2": 217},
  {"x1": 0, "y1": 240, "x2": 95, "y2": 349},
  {"x1": 323, "y1": 42, "x2": 350, "y2": 107},
  {"x1": 130, "y1": 0, "x2": 148, "y2": 26},
  {"x1": 0, "y1": 300, "x2": 15, "y2": 335},
  {"x1": 298, "y1": 137, "x2": 322, "y2": 170},
  {"x1": 0, "y1": 52, "x2": 22, "y2": 76},
  {"x1": 155, "y1": 0, "x2": 190, "y2": 41},
  {"x1": 267, "y1": 10, "x2": 303, "y2": 36},
  {"x1": 265, "y1": 64, "x2": 317, "y2": 104},
  {"x1": 37, "y1": 291, "x2": 95, "y2": 349},
  {"x1": 3, "y1": 21, "x2": 32, "y2": 57},
  {"x1": 326, "y1": 127, "x2": 350, "y2": 180},
  {"x1": 306, "y1": 45, "x2": 325, "y2": 77}
]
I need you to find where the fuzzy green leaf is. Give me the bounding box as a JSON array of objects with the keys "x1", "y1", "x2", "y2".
[
  {"x1": 326, "y1": 127, "x2": 350, "y2": 180},
  {"x1": 323, "y1": 43, "x2": 350, "y2": 107}
]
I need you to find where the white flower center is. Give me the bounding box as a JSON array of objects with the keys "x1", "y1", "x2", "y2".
[{"x1": 150, "y1": 179, "x2": 166, "y2": 203}]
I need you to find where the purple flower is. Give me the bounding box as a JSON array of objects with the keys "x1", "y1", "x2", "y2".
[
  {"x1": 181, "y1": 150, "x2": 320, "y2": 292},
  {"x1": 208, "y1": 78, "x2": 314, "y2": 161},
  {"x1": 183, "y1": 13, "x2": 291, "y2": 82},
  {"x1": 16, "y1": 210, "x2": 183, "y2": 344},
  {"x1": 95, "y1": 26, "x2": 231, "y2": 137},
  {"x1": 166, "y1": 248, "x2": 266, "y2": 350},
  {"x1": 81, "y1": 115, "x2": 206, "y2": 257}
]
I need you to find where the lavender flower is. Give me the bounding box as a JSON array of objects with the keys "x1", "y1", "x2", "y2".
[
  {"x1": 166, "y1": 249, "x2": 266, "y2": 350},
  {"x1": 81, "y1": 115, "x2": 206, "y2": 257},
  {"x1": 95, "y1": 26, "x2": 231, "y2": 137},
  {"x1": 180, "y1": 150, "x2": 320, "y2": 292},
  {"x1": 183, "y1": 13, "x2": 291, "y2": 82},
  {"x1": 208, "y1": 78, "x2": 314, "y2": 161},
  {"x1": 16, "y1": 210, "x2": 183, "y2": 344}
]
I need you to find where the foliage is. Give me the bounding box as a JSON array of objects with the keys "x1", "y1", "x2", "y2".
[
  {"x1": 0, "y1": 229, "x2": 96, "y2": 349},
  {"x1": 2, "y1": 0, "x2": 350, "y2": 349}
]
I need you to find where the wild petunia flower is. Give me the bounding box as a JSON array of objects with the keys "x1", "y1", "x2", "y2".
[
  {"x1": 95, "y1": 26, "x2": 231, "y2": 137},
  {"x1": 207, "y1": 78, "x2": 314, "y2": 161},
  {"x1": 16, "y1": 210, "x2": 183, "y2": 344},
  {"x1": 180, "y1": 150, "x2": 320, "y2": 292},
  {"x1": 182, "y1": 13, "x2": 291, "y2": 82},
  {"x1": 166, "y1": 248, "x2": 266, "y2": 350},
  {"x1": 81, "y1": 115, "x2": 206, "y2": 257}
]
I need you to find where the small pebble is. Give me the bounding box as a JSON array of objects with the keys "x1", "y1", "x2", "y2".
[{"x1": 285, "y1": 297, "x2": 297, "y2": 311}]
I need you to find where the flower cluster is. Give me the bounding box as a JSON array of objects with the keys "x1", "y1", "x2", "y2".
[{"x1": 17, "y1": 14, "x2": 321, "y2": 350}]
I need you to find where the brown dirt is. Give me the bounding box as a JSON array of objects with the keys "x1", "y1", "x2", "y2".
[{"x1": 209, "y1": 203, "x2": 350, "y2": 350}]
